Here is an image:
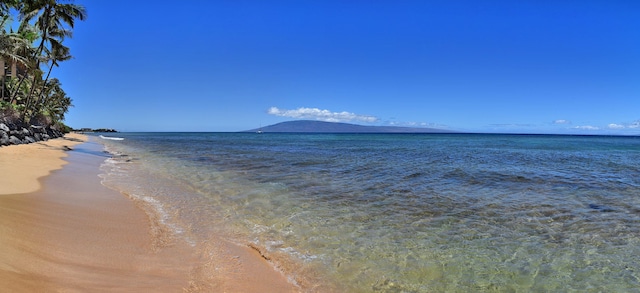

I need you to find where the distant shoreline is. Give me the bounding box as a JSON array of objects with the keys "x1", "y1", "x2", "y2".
[{"x1": 243, "y1": 120, "x2": 456, "y2": 133}]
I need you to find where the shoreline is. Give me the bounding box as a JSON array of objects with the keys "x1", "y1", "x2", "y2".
[
  {"x1": 0, "y1": 135, "x2": 298, "y2": 292},
  {"x1": 0, "y1": 133, "x2": 87, "y2": 195}
]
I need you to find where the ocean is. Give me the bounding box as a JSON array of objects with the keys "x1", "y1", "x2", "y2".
[{"x1": 95, "y1": 132, "x2": 640, "y2": 292}]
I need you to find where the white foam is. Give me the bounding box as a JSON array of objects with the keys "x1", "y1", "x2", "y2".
[
  {"x1": 99, "y1": 135, "x2": 124, "y2": 141},
  {"x1": 95, "y1": 144, "x2": 196, "y2": 246}
]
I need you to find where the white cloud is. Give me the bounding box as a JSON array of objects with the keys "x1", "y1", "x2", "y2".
[
  {"x1": 387, "y1": 121, "x2": 446, "y2": 128},
  {"x1": 553, "y1": 119, "x2": 571, "y2": 124},
  {"x1": 573, "y1": 125, "x2": 599, "y2": 130},
  {"x1": 604, "y1": 120, "x2": 640, "y2": 130},
  {"x1": 268, "y1": 107, "x2": 378, "y2": 123},
  {"x1": 489, "y1": 123, "x2": 535, "y2": 128}
]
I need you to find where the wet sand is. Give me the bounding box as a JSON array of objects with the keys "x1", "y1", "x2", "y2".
[{"x1": 0, "y1": 135, "x2": 297, "y2": 292}]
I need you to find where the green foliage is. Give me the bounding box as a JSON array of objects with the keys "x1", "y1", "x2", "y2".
[
  {"x1": 0, "y1": 0, "x2": 85, "y2": 127},
  {"x1": 55, "y1": 121, "x2": 72, "y2": 133}
]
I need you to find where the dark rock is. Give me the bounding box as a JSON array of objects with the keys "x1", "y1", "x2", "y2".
[
  {"x1": 0, "y1": 133, "x2": 8, "y2": 146},
  {"x1": 2, "y1": 121, "x2": 18, "y2": 131},
  {"x1": 30, "y1": 125, "x2": 46, "y2": 133},
  {"x1": 0, "y1": 122, "x2": 70, "y2": 146},
  {"x1": 46, "y1": 127, "x2": 62, "y2": 138},
  {"x1": 10, "y1": 128, "x2": 30, "y2": 139},
  {"x1": 24, "y1": 136, "x2": 36, "y2": 143},
  {"x1": 8, "y1": 135, "x2": 21, "y2": 144},
  {"x1": 9, "y1": 130, "x2": 19, "y2": 138}
]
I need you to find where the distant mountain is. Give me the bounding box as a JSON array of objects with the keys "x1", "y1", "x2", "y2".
[{"x1": 243, "y1": 120, "x2": 454, "y2": 133}]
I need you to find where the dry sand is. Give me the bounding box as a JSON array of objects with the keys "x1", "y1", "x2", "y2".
[
  {"x1": 0, "y1": 133, "x2": 87, "y2": 195},
  {"x1": 0, "y1": 134, "x2": 298, "y2": 292}
]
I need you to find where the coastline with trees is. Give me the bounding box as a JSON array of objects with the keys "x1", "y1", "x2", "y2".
[{"x1": 0, "y1": 0, "x2": 86, "y2": 146}]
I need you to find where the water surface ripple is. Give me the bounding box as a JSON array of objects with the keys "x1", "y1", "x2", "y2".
[{"x1": 97, "y1": 133, "x2": 640, "y2": 292}]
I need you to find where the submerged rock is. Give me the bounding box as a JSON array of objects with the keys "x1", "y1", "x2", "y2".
[{"x1": 588, "y1": 203, "x2": 616, "y2": 212}]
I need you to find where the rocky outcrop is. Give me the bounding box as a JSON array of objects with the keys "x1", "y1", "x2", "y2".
[{"x1": 0, "y1": 122, "x2": 65, "y2": 147}]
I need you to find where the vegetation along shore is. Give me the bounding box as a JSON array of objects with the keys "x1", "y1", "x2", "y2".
[{"x1": 0, "y1": 0, "x2": 86, "y2": 146}]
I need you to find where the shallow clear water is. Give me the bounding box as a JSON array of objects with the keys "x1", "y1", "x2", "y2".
[{"x1": 96, "y1": 133, "x2": 640, "y2": 292}]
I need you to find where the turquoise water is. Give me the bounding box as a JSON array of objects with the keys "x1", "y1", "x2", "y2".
[{"x1": 96, "y1": 133, "x2": 640, "y2": 292}]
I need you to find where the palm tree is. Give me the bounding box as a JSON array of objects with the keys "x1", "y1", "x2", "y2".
[
  {"x1": 28, "y1": 40, "x2": 68, "y2": 118},
  {"x1": 6, "y1": 38, "x2": 36, "y2": 106},
  {"x1": 37, "y1": 32, "x2": 69, "y2": 101},
  {"x1": 0, "y1": 3, "x2": 30, "y2": 103},
  {"x1": 17, "y1": 0, "x2": 85, "y2": 120},
  {"x1": 6, "y1": 16, "x2": 39, "y2": 105},
  {"x1": 39, "y1": 77, "x2": 70, "y2": 123},
  {"x1": 1, "y1": 0, "x2": 84, "y2": 128},
  {"x1": 0, "y1": 0, "x2": 20, "y2": 14}
]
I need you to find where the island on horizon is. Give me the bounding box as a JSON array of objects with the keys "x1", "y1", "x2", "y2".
[{"x1": 243, "y1": 120, "x2": 456, "y2": 133}]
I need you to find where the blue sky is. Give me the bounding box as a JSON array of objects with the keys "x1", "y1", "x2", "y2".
[{"x1": 54, "y1": 0, "x2": 640, "y2": 134}]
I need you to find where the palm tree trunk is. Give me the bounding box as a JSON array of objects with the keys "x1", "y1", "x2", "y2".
[
  {"x1": 23, "y1": 40, "x2": 47, "y2": 113},
  {"x1": 8, "y1": 61, "x2": 29, "y2": 104},
  {"x1": 37, "y1": 62, "x2": 54, "y2": 107},
  {"x1": 23, "y1": 74, "x2": 40, "y2": 120},
  {"x1": 1, "y1": 65, "x2": 5, "y2": 102},
  {"x1": 16, "y1": 4, "x2": 51, "y2": 112}
]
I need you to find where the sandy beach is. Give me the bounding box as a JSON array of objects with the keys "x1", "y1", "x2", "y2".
[
  {"x1": 0, "y1": 133, "x2": 87, "y2": 195},
  {"x1": 0, "y1": 134, "x2": 297, "y2": 292}
]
